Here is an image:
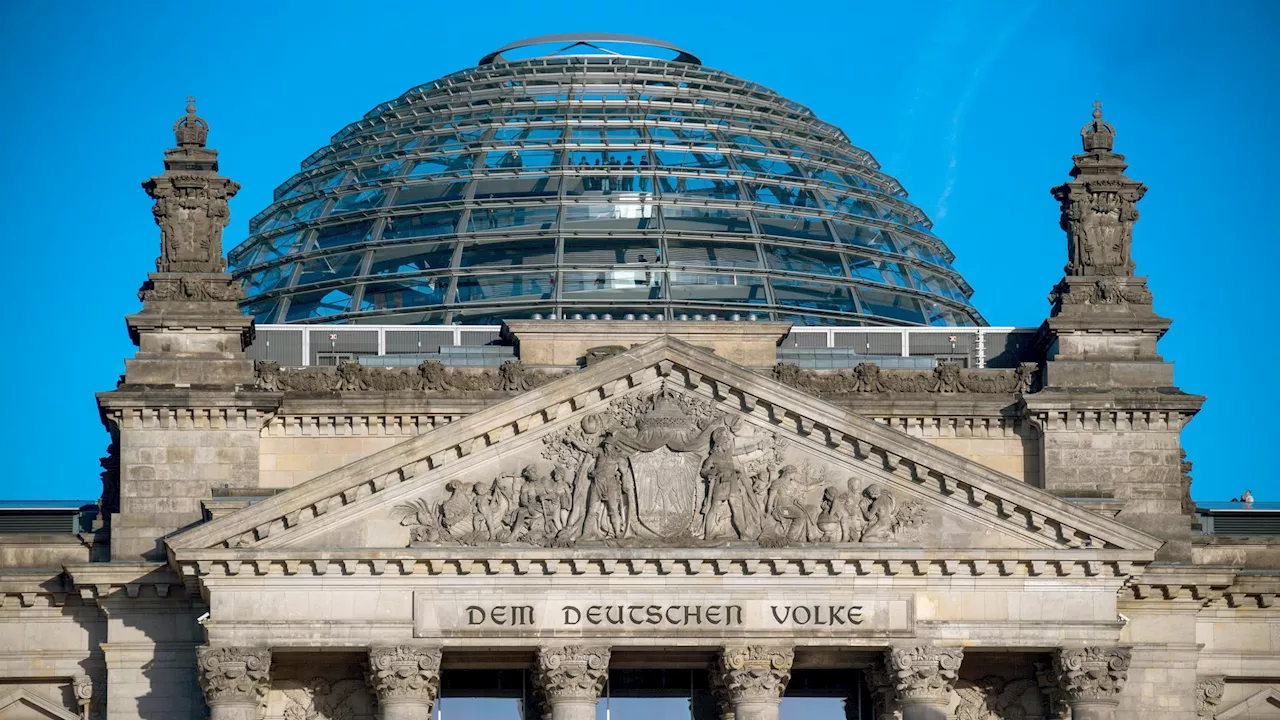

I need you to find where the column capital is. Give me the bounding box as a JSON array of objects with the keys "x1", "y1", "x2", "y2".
[
  {"x1": 534, "y1": 645, "x2": 611, "y2": 702},
  {"x1": 1052, "y1": 647, "x2": 1131, "y2": 704},
  {"x1": 884, "y1": 645, "x2": 963, "y2": 704},
  {"x1": 1196, "y1": 676, "x2": 1225, "y2": 718},
  {"x1": 196, "y1": 645, "x2": 272, "y2": 707},
  {"x1": 367, "y1": 645, "x2": 442, "y2": 703},
  {"x1": 717, "y1": 645, "x2": 794, "y2": 703}
]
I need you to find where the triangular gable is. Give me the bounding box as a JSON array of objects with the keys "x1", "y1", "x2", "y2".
[
  {"x1": 167, "y1": 336, "x2": 1162, "y2": 555},
  {"x1": 1218, "y1": 688, "x2": 1280, "y2": 719},
  {"x1": 0, "y1": 688, "x2": 82, "y2": 720}
]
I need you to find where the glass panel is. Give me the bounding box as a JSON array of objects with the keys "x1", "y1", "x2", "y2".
[
  {"x1": 832, "y1": 222, "x2": 899, "y2": 252},
  {"x1": 259, "y1": 198, "x2": 326, "y2": 232},
  {"x1": 360, "y1": 277, "x2": 447, "y2": 311},
  {"x1": 755, "y1": 211, "x2": 833, "y2": 242},
  {"x1": 772, "y1": 278, "x2": 857, "y2": 313},
  {"x1": 653, "y1": 149, "x2": 730, "y2": 170},
  {"x1": 241, "y1": 298, "x2": 278, "y2": 323},
  {"x1": 466, "y1": 205, "x2": 559, "y2": 232},
  {"x1": 829, "y1": 193, "x2": 891, "y2": 220},
  {"x1": 354, "y1": 160, "x2": 405, "y2": 183},
  {"x1": 763, "y1": 245, "x2": 843, "y2": 276},
  {"x1": 392, "y1": 181, "x2": 468, "y2": 207},
  {"x1": 455, "y1": 273, "x2": 555, "y2": 302},
  {"x1": 857, "y1": 286, "x2": 927, "y2": 323},
  {"x1": 472, "y1": 175, "x2": 561, "y2": 199},
  {"x1": 563, "y1": 238, "x2": 660, "y2": 265},
  {"x1": 665, "y1": 239, "x2": 760, "y2": 268},
  {"x1": 595, "y1": 669, "x2": 700, "y2": 720},
  {"x1": 482, "y1": 149, "x2": 562, "y2": 169},
  {"x1": 493, "y1": 125, "x2": 563, "y2": 142},
  {"x1": 256, "y1": 230, "x2": 305, "y2": 262},
  {"x1": 330, "y1": 188, "x2": 386, "y2": 214},
  {"x1": 737, "y1": 155, "x2": 807, "y2": 178},
  {"x1": 405, "y1": 154, "x2": 475, "y2": 178},
  {"x1": 460, "y1": 239, "x2": 557, "y2": 267},
  {"x1": 661, "y1": 206, "x2": 753, "y2": 233},
  {"x1": 848, "y1": 257, "x2": 911, "y2": 287},
  {"x1": 245, "y1": 265, "x2": 292, "y2": 294},
  {"x1": 909, "y1": 267, "x2": 966, "y2": 302},
  {"x1": 922, "y1": 300, "x2": 970, "y2": 326},
  {"x1": 657, "y1": 175, "x2": 742, "y2": 200},
  {"x1": 562, "y1": 202, "x2": 657, "y2": 231},
  {"x1": 382, "y1": 210, "x2": 460, "y2": 240},
  {"x1": 369, "y1": 243, "x2": 454, "y2": 275},
  {"x1": 284, "y1": 287, "x2": 353, "y2": 320},
  {"x1": 669, "y1": 271, "x2": 768, "y2": 303},
  {"x1": 561, "y1": 270, "x2": 663, "y2": 300},
  {"x1": 749, "y1": 182, "x2": 822, "y2": 209},
  {"x1": 313, "y1": 221, "x2": 374, "y2": 250},
  {"x1": 296, "y1": 252, "x2": 364, "y2": 286}
]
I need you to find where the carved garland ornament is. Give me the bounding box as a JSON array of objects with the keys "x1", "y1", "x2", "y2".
[
  {"x1": 954, "y1": 676, "x2": 1039, "y2": 720},
  {"x1": 196, "y1": 646, "x2": 272, "y2": 705},
  {"x1": 394, "y1": 387, "x2": 928, "y2": 548},
  {"x1": 885, "y1": 646, "x2": 964, "y2": 702},
  {"x1": 255, "y1": 359, "x2": 567, "y2": 394},
  {"x1": 282, "y1": 677, "x2": 364, "y2": 720},
  {"x1": 138, "y1": 275, "x2": 245, "y2": 303},
  {"x1": 534, "y1": 646, "x2": 610, "y2": 701},
  {"x1": 717, "y1": 645, "x2": 794, "y2": 702},
  {"x1": 366, "y1": 646, "x2": 442, "y2": 703},
  {"x1": 774, "y1": 361, "x2": 1039, "y2": 396},
  {"x1": 1052, "y1": 647, "x2": 1131, "y2": 702}
]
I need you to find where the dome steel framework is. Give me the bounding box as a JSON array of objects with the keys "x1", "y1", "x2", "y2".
[{"x1": 227, "y1": 36, "x2": 985, "y2": 327}]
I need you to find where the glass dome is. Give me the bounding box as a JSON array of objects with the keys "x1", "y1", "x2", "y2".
[{"x1": 228, "y1": 36, "x2": 985, "y2": 327}]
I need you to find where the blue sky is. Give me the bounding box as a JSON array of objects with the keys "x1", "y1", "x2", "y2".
[{"x1": 1, "y1": 1, "x2": 1276, "y2": 503}]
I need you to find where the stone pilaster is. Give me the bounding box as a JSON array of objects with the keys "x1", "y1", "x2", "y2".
[
  {"x1": 533, "y1": 645, "x2": 610, "y2": 720},
  {"x1": 366, "y1": 645, "x2": 442, "y2": 720},
  {"x1": 1025, "y1": 103, "x2": 1202, "y2": 561},
  {"x1": 1196, "y1": 676, "x2": 1225, "y2": 718},
  {"x1": 706, "y1": 661, "x2": 736, "y2": 720},
  {"x1": 884, "y1": 646, "x2": 964, "y2": 720},
  {"x1": 197, "y1": 646, "x2": 272, "y2": 720},
  {"x1": 865, "y1": 658, "x2": 902, "y2": 720},
  {"x1": 1052, "y1": 647, "x2": 1131, "y2": 720},
  {"x1": 714, "y1": 645, "x2": 794, "y2": 720}
]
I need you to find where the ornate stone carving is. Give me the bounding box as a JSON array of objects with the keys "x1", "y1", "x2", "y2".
[
  {"x1": 533, "y1": 646, "x2": 610, "y2": 701},
  {"x1": 1181, "y1": 449, "x2": 1197, "y2": 516},
  {"x1": 954, "y1": 676, "x2": 1039, "y2": 720},
  {"x1": 71, "y1": 673, "x2": 95, "y2": 720},
  {"x1": 282, "y1": 677, "x2": 364, "y2": 720},
  {"x1": 884, "y1": 646, "x2": 964, "y2": 703},
  {"x1": 716, "y1": 646, "x2": 794, "y2": 702},
  {"x1": 773, "y1": 361, "x2": 1040, "y2": 396},
  {"x1": 1047, "y1": 277, "x2": 1153, "y2": 309},
  {"x1": 394, "y1": 387, "x2": 929, "y2": 548},
  {"x1": 196, "y1": 646, "x2": 272, "y2": 706},
  {"x1": 706, "y1": 663, "x2": 736, "y2": 720},
  {"x1": 1051, "y1": 103, "x2": 1147, "y2": 278},
  {"x1": 1052, "y1": 647, "x2": 1130, "y2": 703},
  {"x1": 366, "y1": 646, "x2": 442, "y2": 703},
  {"x1": 138, "y1": 275, "x2": 245, "y2": 303},
  {"x1": 585, "y1": 345, "x2": 628, "y2": 366},
  {"x1": 143, "y1": 99, "x2": 240, "y2": 275},
  {"x1": 1195, "y1": 676, "x2": 1225, "y2": 718},
  {"x1": 1034, "y1": 660, "x2": 1071, "y2": 720},
  {"x1": 255, "y1": 359, "x2": 567, "y2": 395},
  {"x1": 864, "y1": 660, "x2": 902, "y2": 720}
]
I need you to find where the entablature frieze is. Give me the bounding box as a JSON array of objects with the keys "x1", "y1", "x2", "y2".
[
  {"x1": 99, "y1": 403, "x2": 277, "y2": 431},
  {"x1": 170, "y1": 341, "x2": 1162, "y2": 555}
]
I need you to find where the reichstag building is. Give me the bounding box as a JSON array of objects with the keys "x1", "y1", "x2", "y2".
[{"x1": 1, "y1": 34, "x2": 1276, "y2": 720}]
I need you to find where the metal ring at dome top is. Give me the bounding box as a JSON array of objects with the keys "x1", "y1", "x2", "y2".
[{"x1": 478, "y1": 33, "x2": 702, "y2": 67}]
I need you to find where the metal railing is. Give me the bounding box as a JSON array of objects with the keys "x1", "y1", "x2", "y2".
[{"x1": 246, "y1": 323, "x2": 1038, "y2": 368}]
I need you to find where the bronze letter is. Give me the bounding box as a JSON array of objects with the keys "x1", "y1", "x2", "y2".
[
  {"x1": 514, "y1": 605, "x2": 534, "y2": 626},
  {"x1": 491, "y1": 606, "x2": 507, "y2": 626},
  {"x1": 466, "y1": 606, "x2": 487, "y2": 625},
  {"x1": 563, "y1": 606, "x2": 582, "y2": 625},
  {"x1": 770, "y1": 606, "x2": 791, "y2": 624}
]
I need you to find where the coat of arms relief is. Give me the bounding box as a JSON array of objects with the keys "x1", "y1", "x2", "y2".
[{"x1": 395, "y1": 386, "x2": 927, "y2": 548}]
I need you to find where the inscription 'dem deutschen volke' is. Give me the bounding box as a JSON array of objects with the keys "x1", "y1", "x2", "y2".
[{"x1": 465, "y1": 603, "x2": 865, "y2": 628}]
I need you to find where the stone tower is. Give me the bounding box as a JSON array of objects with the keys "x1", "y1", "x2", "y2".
[
  {"x1": 1024, "y1": 103, "x2": 1204, "y2": 560},
  {"x1": 96, "y1": 100, "x2": 279, "y2": 560}
]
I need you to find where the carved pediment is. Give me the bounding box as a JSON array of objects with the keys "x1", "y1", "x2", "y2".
[{"x1": 167, "y1": 336, "x2": 1162, "y2": 558}]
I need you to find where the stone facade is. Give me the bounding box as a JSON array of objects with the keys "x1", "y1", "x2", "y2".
[{"x1": 1, "y1": 104, "x2": 1276, "y2": 720}]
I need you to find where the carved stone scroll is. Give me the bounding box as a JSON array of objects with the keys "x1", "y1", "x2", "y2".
[
  {"x1": 1052, "y1": 647, "x2": 1130, "y2": 719},
  {"x1": 534, "y1": 645, "x2": 610, "y2": 720},
  {"x1": 1196, "y1": 676, "x2": 1225, "y2": 718},
  {"x1": 715, "y1": 645, "x2": 794, "y2": 720},
  {"x1": 197, "y1": 646, "x2": 272, "y2": 720},
  {"x1": 884, "y1": 645, "x2": 963, "y2": 711},
  {"x1": 366, "y1": 645, "x2": 442, "y2": 719}
]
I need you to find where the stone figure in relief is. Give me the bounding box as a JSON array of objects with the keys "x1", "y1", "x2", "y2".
[{"x1": 395, "y1": 386, "x2": 929, "y2": 548}]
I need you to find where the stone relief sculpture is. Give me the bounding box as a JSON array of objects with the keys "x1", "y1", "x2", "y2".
[
  {"x1": 773, "y1": 361, "x2": 1039, "y2": 397},
  {"x1": 395, "y1": 386, "x2": 929, "y2": 548},
  {"x1": 255, "y1": 359, "x2": 568, "y2": 394},
  {"x1": 281, "y1": 677, "x2": 365, "y2": 720},
  {"x1": 954, "y1": 676, "x2": 1040, "y2": 720}
]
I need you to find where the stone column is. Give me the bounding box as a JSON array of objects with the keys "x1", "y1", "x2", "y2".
[
  {"x1": 714, "y1": 645, "x2": 794, "y2": 720},
  {"x1": 884, "y1": 646, "x2": 964, "y2": 720},
  {"x1": 196, "y1": 646, "x2": 272, "y2": 720},
  {"x1": 367, "y1": 646, "x2": 442, "y2": 720},
  {"x1": 864, "y1": 659, "x2": 902, "y2": 720},
  {"x1": 1052, "y1": 647, "x2": 1131, "y2": 720},
  {"x1": 533, "y1": 645, "x2": 610, "y2": 720}
]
